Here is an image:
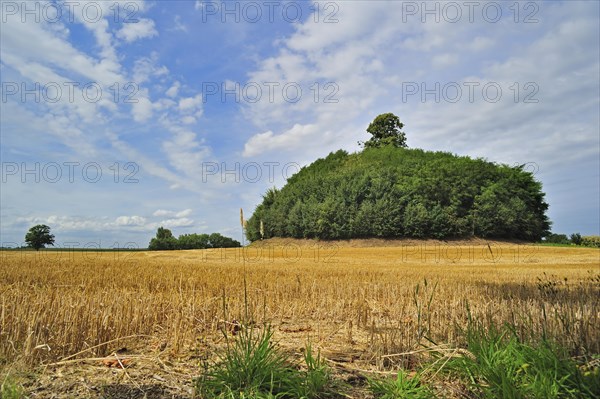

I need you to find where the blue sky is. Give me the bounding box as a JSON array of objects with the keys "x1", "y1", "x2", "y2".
[{"x1": 1, "y1": 0, "x2": 599, "y2": 248}]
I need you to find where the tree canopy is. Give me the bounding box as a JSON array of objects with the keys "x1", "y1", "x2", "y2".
[
  {"x1": 25, "y1": 224, "x2": 55, "y2": 250},
  {"x1": 245, "y1": 147, "x2": 551, "y2": 242},
  {"x1": 361, "y1": 113, "x2": 407, "y2": 149},
  {"x1": 148, "y1": 228, "x2": 240, "y2": 250},
  {"x1": 148, "y1": 227, "x2": 179, "y2": 250}
]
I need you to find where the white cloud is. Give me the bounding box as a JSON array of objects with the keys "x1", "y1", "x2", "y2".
[
  {"x1": 153, "y1": 209, "x2": 192, "y2": 218},
  {"x1": 153, "y1": 210, "x2": 173, "y2": 217},
  {"x1": 176, "y1": 209, "x2": 193, "y2": 218},
  {"x1": 154, "y1": 98, "x2": 178, "y2": 111},
  {"x1": 171, "y1": 15, "x2": 188, "y2": 32},
  {"x1": 159, "y1": 218, "x2": 194, "y2": 228},
  {"x1": 178, "y1": 95, "x2": 203, "y2": 113},
  {"x1": 469, "y1": 36, "x2": 494, "y2": 51},
  {"x1": 132, "y1": 96, "x2": 154, "y2": 122},
  {"x1": 133, "y1": 54, "x2": 169, "y2": 84},
  {"x1": 116, "y1": 18, "x2": 158, "y2": 43},
  {"x1": 161, "y1": 127, "x2": 210, "y2": 174},
  {"x1": 244, "y1": 124, "x2": 325, "y2": 157},
  {"x1": 181, "y1": 115, "x2": 197, "y2": 125},
  {"x1": 106, "y1": 131, "x2": 210, "y2": 197},
  {"x1": 17, "y1": 215, "x2": 151, "y2": 232},
  {"x1": 15, "y1": 211, "x2": 195, "y2": 234},
  {"x1": 116, "y1": 216, "x2": 147, "y2": 226},
  {"x1": 432, "y1": 53, "x2": 458, "y2": 68},
  {"x1": 166, "y1": 81, "x2": 181, "y2": 97}
]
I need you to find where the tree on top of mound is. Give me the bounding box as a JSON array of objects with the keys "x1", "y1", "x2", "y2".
[{"x1": 360, "y1": 113, "x2": 408, "y2": 149}]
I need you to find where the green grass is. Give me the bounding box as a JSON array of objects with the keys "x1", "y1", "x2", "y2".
[
  {"x1": 195, "y1": 326, "x2": 339, "y2": 399},
  {"x1": 536, "y1": 242, "x2": 599, "y2": 249},
  {"x1": 536, "y1": 243, "x2": 578, "y2": 248},
  {"x1": 301, "y1": 344, "x2": 339, "y2": 398},
  {"x1": 444, "y1": 322, "x2": 600, "y2": 399},
  {"x1": 1, "y1": 375, "x2": 25, "y2": 399},
  {"x1": 368, "y1": 370, "x2": 434, "y2": 399}
]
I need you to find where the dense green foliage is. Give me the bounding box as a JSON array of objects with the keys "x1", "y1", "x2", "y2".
[
  {"x1": 581, "y1": 236, "x2": 600, "y2": 248},
  {"x1": 246, "y1": 147, "x2": 551, "y2": 241},
  {"x1": 544, "y1": 233, "x2": 570, "y2": 245},
  {"x1": 569, "y1": 233, "x2": 583, "y2": 246},
  {"x1": 1, "y1": 375, "x2": 24, "y2": 399},
  {"x1": 195, "y1": 326, "x2": 337, "y2": 398},
  {"x1": 361, "y1": 112, "x2": 408, "y2": 149},
  {"x1": 148, "y1": 227, "x2": 240, "y2": 250},
  {"x1": 24, "y1": 224, "x2": 55, "y2": 251},
  {"x1": 148, "y1": 227, "x2": 179, "y2": 250},
  {"x1": 541, "y1": 233, "x2": 600, "y2": 247},
  {"x1": 368, "y1": 371, "x2": 434, "y2": 399},
  {"x1": 445, "y1": 322, "x2": 600, "y2": 398}
]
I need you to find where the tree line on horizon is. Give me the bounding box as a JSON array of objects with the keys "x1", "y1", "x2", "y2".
[
  {"x1": 148, "y1": 227, "x2": 241, "y2": 250},
  {"x1": 16, "y1": 223, "x2": 598, "y2": 251}
]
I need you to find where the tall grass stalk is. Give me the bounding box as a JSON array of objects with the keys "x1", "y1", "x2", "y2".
[{"x1": 240, "y1": 208, "x2": 248, "y2": 324}]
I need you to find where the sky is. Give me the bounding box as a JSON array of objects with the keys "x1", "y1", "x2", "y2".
[{"x1": 0, "y1": 0, "x2": 599, "y2": 248}]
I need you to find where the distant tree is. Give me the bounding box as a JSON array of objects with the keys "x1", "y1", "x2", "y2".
[
  {"x1": 361, "y1": 113, "x2": 407, "y2": 149},
  {"x1": 148, "y1": 227, "x2": 179, "y2": 250},
  {"x1": 570, "y1": 233, "x2": 582, "y2": 245},
  {"x1": 148, "y1": 228, "x2": 241, "y2": 250},
  {"x1": 25, "y1": 224, "x2": 55, "y2": 250},
  {"x1": 544, "y1": 233, "x2": 570, "y2": 245},
  {"x1": 178, "y1": 233, "x2": 210, "y2": 250},
  {"x1": 156, "y1": 227, "x2": 174, "y2": 240},
  {"x1": 208, "y1": 233, "x2": 241, "y2": 248},
  {"x1": 581, "y1": 235, "x2": 600, "y2": 248}
]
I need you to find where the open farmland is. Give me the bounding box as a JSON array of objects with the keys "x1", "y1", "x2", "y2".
[{"x1": 1, "y1": 240, "x2": 599, "y2": 398}]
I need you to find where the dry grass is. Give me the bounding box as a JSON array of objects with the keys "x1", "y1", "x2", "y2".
[{"x1": 0, "y1": 240, "x2": 598, "y2": 396}]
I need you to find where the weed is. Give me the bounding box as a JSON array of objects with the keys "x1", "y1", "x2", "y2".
[
  {"x1": 196, "y1": 326, "x2": 297, "y2": 398},
  {"x1": 195, "y1": 326, "x2": 339, "y2": 399},
  {"x1": 300, "y1": 344, "x2": 337, "y2": 398},
  {"x1": 368, "y1": 370, "x2": 434, "y2": 399},
  {"x1": 445, "y1": 321, "x2": 600, "y2": 398},
  {"x1": 1, "y1": 375, "x2": 24, "y2": 399}
]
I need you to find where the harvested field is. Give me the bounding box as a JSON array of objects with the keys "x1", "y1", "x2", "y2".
[{"x1": 1, "y1": 240, "x2": 599, "y2": 397}]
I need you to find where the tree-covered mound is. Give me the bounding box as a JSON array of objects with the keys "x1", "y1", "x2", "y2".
[{"x1": 246, "y1": 147, "x2": 550, "y2": 242}]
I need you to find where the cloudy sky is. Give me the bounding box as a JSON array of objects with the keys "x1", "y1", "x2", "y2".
[{"x1": 1, "y1": 0, "x2": 598, "y2": 248}]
